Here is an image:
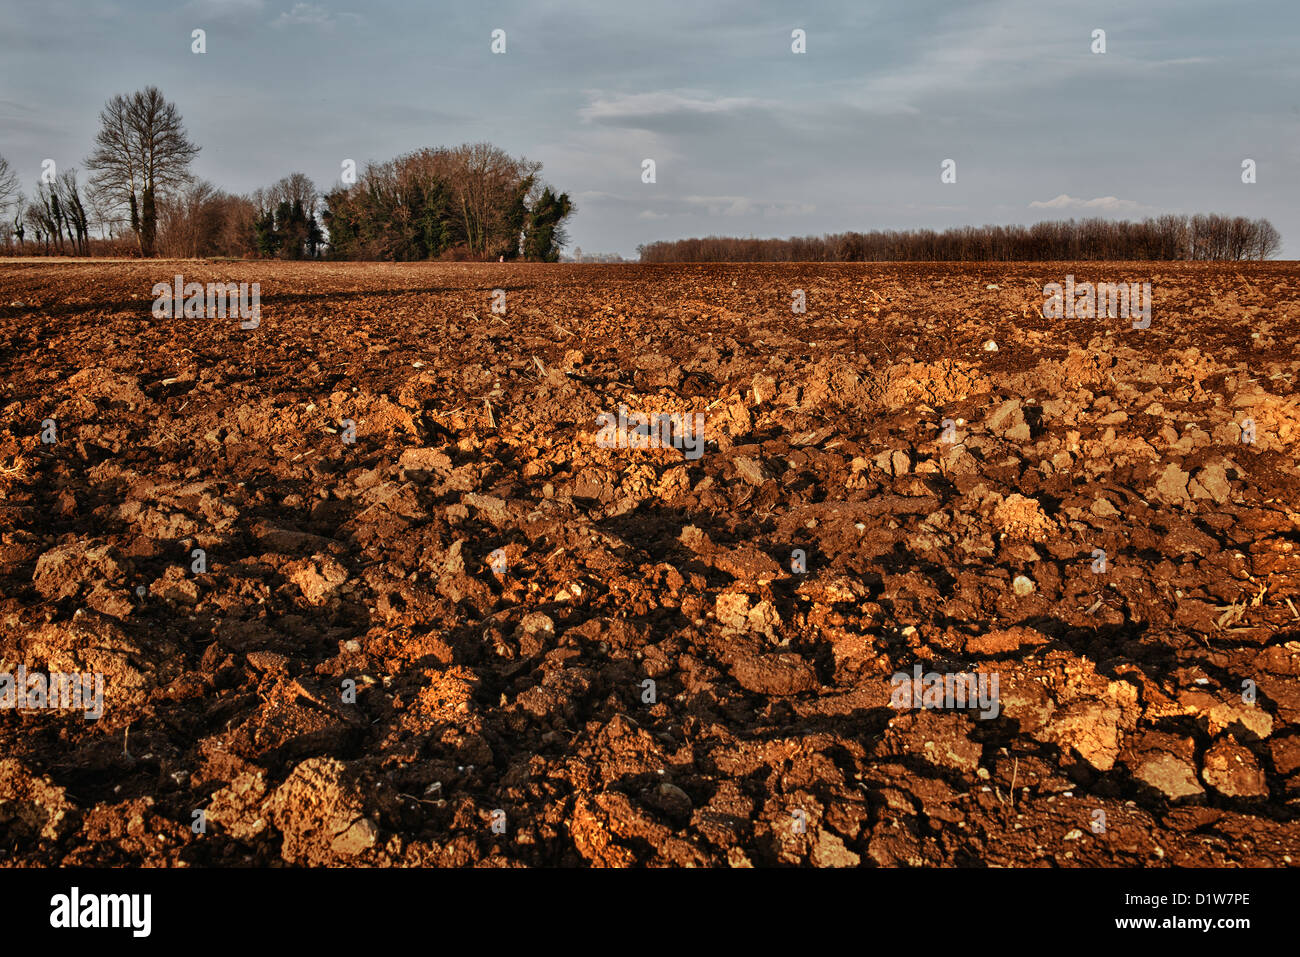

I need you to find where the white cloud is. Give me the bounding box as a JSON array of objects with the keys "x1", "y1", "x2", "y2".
[
  {"x1": 1029, "y1": 194, "x2": 1143, "y2": 211},
  {"x1": 680, "y1": 195, "x2": 815, "y2": 217},
  {"x1": 580, "y1": 90, "x2": 764, "y2": 123},
  {"x1": 684, "y1": 194, "x2": 755, "y2": 216},
  {"x1": 272, "y1": 3, "x2": 360, "y2": 30}
]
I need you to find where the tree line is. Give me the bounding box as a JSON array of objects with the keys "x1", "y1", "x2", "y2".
[
  {"x1": 0, "y1": 86, "x2": 574, "y2": 261},
  {"x1": 637, "y1": 215, "x2": 1282, "y2": 263}
]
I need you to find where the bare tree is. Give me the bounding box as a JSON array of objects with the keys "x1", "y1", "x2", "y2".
[
  {"x1": 86, "y1": 86, "x2": 200, "y2": 256},
  {"x1": 157, "y1": 179, "x2": 220, "y2": 257},
  {"x1": 447, "y1": 143, "x2": 539, "y2": 257},
  {"x1": 10, "y1": 196, "x2": 26, "y2": 253},
  {"x1": 86, "y1": 95, "x2": 141, "y2": 247},
  {"x1": 19, "y1": 169, "x2": 92, "y2": 256},
  {"x1": 0, "y1": 154, "x2": 17, "y2": 217},
  {"x1": 86, "y1": 182, "x2": 121, "y2": 240},
  {"x1": 211, "y1": 193, "x2": 258, "y2": 257},
  {"x1": 270, "y1": 172, "x2": 317, "y2": 210},
  {"x1": 1252, "y1": 220, "x2": 1281, "y2": 260},
  {"x1": 0, "y1": 158, "x2": 21, "y2": 253},
  {"x1": 56, "y1": 169, "x2": 91, "y2": 255},
  {"x1": 25, "y1": 188, "x2": 59, "y2": 255}
]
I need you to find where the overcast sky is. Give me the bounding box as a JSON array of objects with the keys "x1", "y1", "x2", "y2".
[{"x1": 3, "y1": 0, "x2": 1297, "y2": 257}]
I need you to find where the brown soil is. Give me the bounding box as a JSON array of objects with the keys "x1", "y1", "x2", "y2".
[{"x1": 1, "y1": 259, "x2": 1298, "y2": 867}]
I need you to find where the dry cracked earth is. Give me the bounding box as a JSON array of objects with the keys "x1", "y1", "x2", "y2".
[{"x1": 1, "y1": 259, "x2": 1299, "y2": 868}]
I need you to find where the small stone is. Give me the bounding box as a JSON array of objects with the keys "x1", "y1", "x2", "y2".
[
  {"x1": 644, "y1": 782, "x2": 692, "y2": 821},
  {"x1": 1039, "y1": 699, "x2": 1122, "y2": 771},
  {"x1": 207, "y1": 772, "x2": 270, "y2": 841},
  {"x1": 1189, "y1": 463, "x2": 1230, "y2": 504},
  {"x1": 1154, "y1": 462, "x2": 1190, "y2": 502},
  {"x1": 1091, "y1": 497, "x2": 1120, "y2": 518},
  {"x1": 1201, "y1": 737, "x2": 1268, "y2": 799},
  {"x1": 746, "y1": 599, "x2": 781, "y2": 637},
  {"x1": 331, "y1": 816, "x2": 379, "y2": 856},
  {"x1": 518, "y1": 612, "x2": 555, "y2": 635},
  {"x1": 811, "y1": 829, "x2": 861, "y2": 867},
  {"x1": 987, "y1": 398, "x2": 1029, "y2": 441},
  {"x1": 715, "y1": 593, "x2": 752, "y2": 632},
  {"x1": 983, "y1": 340, "x2": 999, "y2": 352},
  {"x1": 1130, "y1": 744, "x2": 1204, "y2": 801},
  {"x1": 1012, "y1": 574, "x2": 1035, "y2": 596}
]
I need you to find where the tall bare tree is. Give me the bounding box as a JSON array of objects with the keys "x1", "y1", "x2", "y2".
[
  {"x1": 0, "y1": 154, "x2": 18, "y2": 253},
  {"x1": 85, "y1": 86, "x2": 200, "y2": 256},
  {"x1": 56, "y1": 169, "x2": 91, "y2": 255},
  {"x1": 25, "y1": 187, "x2": 60, "y2": 255},
  {"x1": 10, "y1": 197, "x2": 26, "y2": 253},
  {"x1": 0, "y1": 154, "x2": 17, "y2": 216}
]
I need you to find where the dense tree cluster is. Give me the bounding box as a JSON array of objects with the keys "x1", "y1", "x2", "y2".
[
  {"x1": 0, "y1": 89, "x2": 573, "y2": 262},
  {"x1": 323, "y1": 144, "x2": 572, "y2": 262},
  {"x1": 637, "y1": 215, "x2": 1282, "y2": 263},
  {"x1": 252, "y1": 173, "x2": 324, "y2": 259}
]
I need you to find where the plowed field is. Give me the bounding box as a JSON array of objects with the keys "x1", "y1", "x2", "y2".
[{"x1": 2, "y1": 260, "x2": 1298, "y2": 866}]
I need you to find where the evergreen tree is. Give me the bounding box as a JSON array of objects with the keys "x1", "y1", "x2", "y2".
[{"x1": 523, "y1": 188, "x2": 573, "y2": 262}]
